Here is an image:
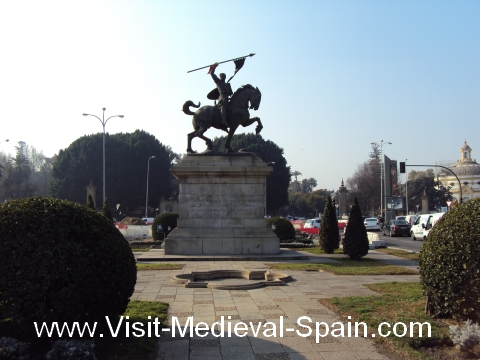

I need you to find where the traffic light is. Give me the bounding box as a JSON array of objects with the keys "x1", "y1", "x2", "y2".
[{"x1": 400, "y1": 162, "x2": 405, "y2": 173}]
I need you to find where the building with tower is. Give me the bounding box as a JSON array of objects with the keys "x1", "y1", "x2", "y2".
[{"x1": 438, "y1": 140, "x2": 480, "y2": 202}]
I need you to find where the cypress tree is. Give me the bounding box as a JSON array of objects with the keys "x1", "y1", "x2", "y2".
[
  {"x1": 86, "y1": 194, "x2": 95, "y2": 210},
  {"x1": 319, "y1": 195, "x2": 339, "y2": 253},
  {"x1": 343, "y1": 197, "x2": 369, "y2": 260},
  {"x1": 102, "y1": 198, "x2": 113, "y2": 221}
]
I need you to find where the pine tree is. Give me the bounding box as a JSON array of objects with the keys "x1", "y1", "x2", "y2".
[
  {"x1": 102, "y1": 198, "x2": 113, "y2": 221},
  {"x1": 86, "y1": 194, "x2": 95, "y2": 210},
  {"x1": 319, "y1": 195, "x2": 339, "y2": 253},
  {"x1": 343, "y1": 197, "x2": 369, "y2": 260}
]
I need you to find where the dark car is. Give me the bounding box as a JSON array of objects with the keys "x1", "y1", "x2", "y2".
[{"x1": 383, "y1": 220, "x2": 411, "y2": 237}]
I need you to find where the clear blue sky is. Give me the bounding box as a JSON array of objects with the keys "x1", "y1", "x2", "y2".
[{"x1": 1, "y1": 0, "x2": 479, "y2": 190}]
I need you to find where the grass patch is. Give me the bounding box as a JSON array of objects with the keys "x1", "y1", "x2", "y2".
[
  {"x1": 319, "y1": 282, "x2": 458, "y2": 359},
  {"x1": 297, "y1": 247, "x2": 344, "y2": 255},
  {"x1": 95, "y1": 300, "x2": 169, "y2": 360},
  {"x1": 131, "y1": 248, "x2": 151, "y2": 252},
  {"x1": 375, "y1": 247, "x2": 420, "y2": 261},
  {"x1": 267, "y1": 258, "x2": 419, "y2": 275},
  {"x1": 136, "y1": 263, "x2": 184, "y2": 270}
]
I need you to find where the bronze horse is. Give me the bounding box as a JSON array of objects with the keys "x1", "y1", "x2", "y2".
[{"x1": 183, "y1": 84, "x2": 262, "y2": 153}]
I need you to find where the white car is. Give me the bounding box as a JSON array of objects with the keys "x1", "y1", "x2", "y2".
[
  {"x1": 411, "y1": 213, "x2": 444, "y2": 240},
  {"x1": 303, "y1": 218, "x2": 321, "y2": 228},
  {"x1": 404, "y1": 215, "x2": 418, "y2": 225},
  {"x1": 364, "y1": 218, "x2": 381, "y2": 231}
]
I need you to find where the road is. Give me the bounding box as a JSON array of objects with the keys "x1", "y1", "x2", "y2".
[{"x1": 376, "y1": 231, "x2": 424, "y2": 253}]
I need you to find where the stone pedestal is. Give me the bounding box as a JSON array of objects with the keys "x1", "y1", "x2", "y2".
[{"x1": 164, "y1": 153, "x2": 280, "y2": 255}]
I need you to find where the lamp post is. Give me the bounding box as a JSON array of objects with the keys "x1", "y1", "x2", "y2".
[
  {"x1": 405, "y1": 159, "x2": 408, "y2": 214},
  {"x1": 391, "y1": 197, "x2": 395, "y2": 219},
  {"x1": 265, "y1": 162, "x2": 275, "y2": 217},
  {"x1": 416, "y1": 204, "x2": 420, "y2": 214},
  {"x1": 145, "y1": 156, "x2": 155, "y2": 218},
  {"x1": 373, "y1": 141, "x2": 392, "y2": 219},
  {"x1": 83, "y1": 108, "x2": 124, "y2": 203},
  {"x1": 0, "y1": 139, "x2": 9, "y2": 145}
]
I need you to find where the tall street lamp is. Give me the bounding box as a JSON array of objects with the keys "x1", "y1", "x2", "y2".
[
  {"x1": 83, "y1": 108, "x2": 124, "y2": 203},
  {"x1": 373, "y1": 140, "x2": 392, "y2": 218},
  {"x1": 145, "y1": 156, "x2": 155, "y2": 218},
  {"x1": 0, "y1": 139, "x2": 9, "y2": 145},
  {"x1": 265, "y1": 162, "x2": 275, "y2": 217},
  {"x1": 405, "y1": 159, "x2": 408, "y2": 214}
]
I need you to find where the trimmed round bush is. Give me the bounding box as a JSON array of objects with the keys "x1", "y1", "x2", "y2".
[
  {"x1": 152, "y1": 212, "x2": 179, "y2": 240},
  {"x1": 266, "y1": 217, "x2": 295, "y2": 241},
  {"x1": 0, "y1": 197, "x2": 137, "y2": 340},
  {"x1": 420, "y1": 198, "x2": 480, "y2": 321}
]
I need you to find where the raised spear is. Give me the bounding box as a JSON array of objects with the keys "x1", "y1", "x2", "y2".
[{"x1": 187, "y1": 53, "x2": 255, "y2": 73}]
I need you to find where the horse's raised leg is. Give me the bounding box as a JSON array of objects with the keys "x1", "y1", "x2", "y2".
[
  {"x1": 254, "y1": 118, "x2": 263, "y2": 134},
  {"x1": 224, "y1": 125, "x2": 239, "y2": 152},
  {"x1": 187, "y1": 130, "x2": 197, "y2": 153},
  {"x1": 241, "y1": 116, "x2": 263, "y2": 134},
  {"x1": 195, "y1": 127, "x2": 213, "y2": 150}
]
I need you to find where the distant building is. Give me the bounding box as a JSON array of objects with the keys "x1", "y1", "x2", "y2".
[{"x1": 438, "y1": 140, "x2": 480, "y2": 202}]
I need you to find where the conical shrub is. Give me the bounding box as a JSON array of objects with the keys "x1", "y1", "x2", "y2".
[
  {"x1": 319, "y1": 195, "x2": 339, "y2": 253},
  {"x1": 343, "y1": 197, "x2": 369, "y2": 260},
  {"x1": 102, "y1": 198, "x2": 113, "y2": 221},
  {"x1": 86, "y1": 194, "x2": 95, "y2": 210}
]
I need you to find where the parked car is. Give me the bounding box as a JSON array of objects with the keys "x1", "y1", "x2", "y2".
[
  {"x1": 423, "y1": 213, "x2": 444, "y2": 238},
  {"x1": 404, "y1": 215, "x2": 418, "y2": 225},
  {"x1": 411, "y1": 213, "x2": 444, "y2": 240},
  {"x1": 410, "y1": 214, "x2": 444, "y2": 241},
  {"x1": 141, "y1": 217, "x2": 155, "y2": 225},
  {"x1": 364, "y1": 218, "x2": 381, "y2": 231},
  {"x1": 304, "y1": 218, "x2": 321, "y2": 229},
  {"x1": 383, "y1": 220, "x2": 411, "y2": 237},
  {"x1": 396, "y1": 216, "x2": 407, "y2": 221},
  {"x1": 338, "y1": 221, "x2": 347, "y2": 230}
]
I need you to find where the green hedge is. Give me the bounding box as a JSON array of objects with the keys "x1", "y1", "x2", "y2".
[
  {"x1": 266, "y1": 217, "x2": 295, "y2": 241},
  {"x1": 420, "y1": 198, "x2": 480, "y2": 321},
  {"x1": 152, "y1": 212, "x2": 179, "y2": 240},
  {"x1": 0, "y1": 197, "x2": 137, "y2": 340}
]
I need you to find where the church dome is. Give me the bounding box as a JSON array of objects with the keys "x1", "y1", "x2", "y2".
[
  {"x1": 444, "y1": 141, "x2": 480, "y2": 176},
  {"x1": 449, "y1": 163, "x2": 480, "y2": 176}
]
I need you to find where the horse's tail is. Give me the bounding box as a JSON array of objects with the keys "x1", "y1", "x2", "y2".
[{"x1": 182, "y1": 101, "x2": 201, "y2": 116}]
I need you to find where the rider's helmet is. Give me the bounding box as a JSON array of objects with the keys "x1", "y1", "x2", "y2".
[{"x1": 219, "y1": 73, "x2": 226, "y2": 81}]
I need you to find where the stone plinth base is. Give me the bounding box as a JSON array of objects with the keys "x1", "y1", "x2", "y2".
[{"x1": 164, "y1": 152, "x2": 279, "y2": 255}]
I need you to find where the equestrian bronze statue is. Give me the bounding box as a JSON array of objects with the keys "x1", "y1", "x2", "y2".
[{"x1": 183, "y1": 84, "x2": 262, "y2": 153}]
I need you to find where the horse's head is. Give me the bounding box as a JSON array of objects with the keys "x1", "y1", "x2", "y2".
[
  {"x1": 249, "y1": 87, "x2": 262, "y2": 111},
  {"x1": 231, "y1": 85, "x2": 262, "y2": 111}
]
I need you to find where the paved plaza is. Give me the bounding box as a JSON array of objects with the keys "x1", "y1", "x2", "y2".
[{"x1": 132, "y1": 250, "x2": 420, "y2": 360}]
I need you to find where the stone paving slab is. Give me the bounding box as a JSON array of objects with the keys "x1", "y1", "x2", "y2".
[{"x1": 131, "y1": 251, "x2": 420, "y2": 359}]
